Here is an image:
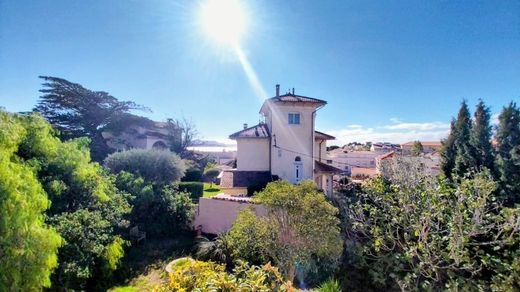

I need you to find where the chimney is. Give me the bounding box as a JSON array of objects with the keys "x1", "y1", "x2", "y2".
[
  {"x1": 275, "y1": 84, "x2": 280, "y2": 97},
  {"x1": 243, "y1": 123, "x2": 248, "y2": 129},
  {"x1": 292, "y1": 88, "x2": 295, "y2": 95}
]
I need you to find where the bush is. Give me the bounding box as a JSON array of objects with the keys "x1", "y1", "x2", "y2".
[
  {"x1": 115, "y1": 172, "x2": 195, "y2": 237},
  {"x1": 178, "y1": 182, "x2": 204, "y2": 201},
  {"x1": 104, "y1": 149, "x2": 186, "y2": 185},
  {"x1": 182, "y1": 167, "x2": 202, "y2": 182},
  {"x1": 155, "y1": 258, "x2": 293, "y2": 291}
]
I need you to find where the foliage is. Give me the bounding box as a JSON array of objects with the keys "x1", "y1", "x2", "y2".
[
  {"x1": 177, "y1": 181, "x2": 204, "y2": 202},
  {"x1": 0, "y1": 111, "x2": 62, "y2": 291},
  {"x1": 453, "y1": 100, "x2": 477, "y2": 177},
  {"x1": 344, "y1": 172, "x2": 520, "y2": 291},
  {"x1": 115, "y1": 172, "x2": 195, "y2": 237},
  {"x1": 410, "y1": 140, "x2": 423, "y2": 156},
  {"x1": 470, "y1": 100, "x2": 495, "y2": 173},
  {"x1": 155, "y1": 258, "x2": 294, "y2": 291},
  {"x1": 105, "y1": 149, "x2": 186, "y2": 185},
  {"x1": 204, "y1": 167, "x2": 220, "y2": 181},
  {"x1": 181, "y1": 160, "x2": 202, "y2": 182},
  {"x1": 229, "y1": 181, "x2": 343, "y2": 285},
  {"x1": 317, "y1": 278, "x2": 341, "y2": 292},
  {"x1": 195, "y1": 234, "x2": 235, "y2": 268},
  {"x1": 495, "y1": 101, "x2": 520, "y2": 205},
  {"x1": 34, "y1": 76, "x2": 146, "y2": 161},
  {"x1": 166, "y1": 117, "x2": 198, "y2": 158},
  {"x1": 440, "y1": 119, "x2": 457, "y2": 179},
  {"x1": 0, "y1": 112, "x2": 131, "y2": 291}
]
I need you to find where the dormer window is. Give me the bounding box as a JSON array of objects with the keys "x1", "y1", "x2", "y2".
[{"x1": 288, "y1": 113, "x2": 300, "y2": 125}]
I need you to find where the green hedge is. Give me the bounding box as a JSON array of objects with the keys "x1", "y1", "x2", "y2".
[
  {"x1": 178, "y1": 182, "x2": 204, "y2": 201},
  {"x1": 182, "y1": 168, "x2": 203, "y2": 182}
]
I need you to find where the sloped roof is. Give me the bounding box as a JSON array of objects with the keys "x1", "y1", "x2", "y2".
[
  {"x1": 268, "y1": 93, "x2": 327, "y2": 104},
  {"x1": 314, "y1": 160, "x2": 342, "y2": 173},
  {"x1": 229, "y1": 123, "x2": 270, "y2": 139},
  {"x1": 315, "y1": 130, "x2": 335, "y2": 140}
]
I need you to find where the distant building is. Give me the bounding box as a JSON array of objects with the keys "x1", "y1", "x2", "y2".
[
  {"x1": 401, "y1": 141, "x2": 442, "y2": 154},
  {"x1": 371, "y1": 142, "x2": 401, "y2": 153},
  {"x1": 102, "y1": 118, "x2": 181, "y2": 151},
  {"x1": 326, "y1": 149, "x2": 379, "y2": 175},
  {"x1": 376, "y1": 151, "x2": 441, "y2": 177}
]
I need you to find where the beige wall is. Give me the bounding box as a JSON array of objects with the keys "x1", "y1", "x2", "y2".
[
  {"x1": 236, "y1": 138, "x2": 270, "y2": 171},
  {"x1": 194, "y1": 198, "x2": 267, "y2": 234},
  {"x1": 265, "y1": 104, "x2": 316, "y2": 183},
  {"x1": 314, "y1": 140, "x2": 327, "y2": 162}
]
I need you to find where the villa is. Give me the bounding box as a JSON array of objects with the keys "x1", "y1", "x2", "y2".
[{"x1": 219, "y1": 85, "x2": 341, "y2": 197}]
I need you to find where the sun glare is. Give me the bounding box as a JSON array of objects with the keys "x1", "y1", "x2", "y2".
[{"x1": 199, "y1": 0, "x2": 247, "y2": 45}]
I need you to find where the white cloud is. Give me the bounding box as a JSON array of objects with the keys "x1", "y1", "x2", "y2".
[
  {"x1": 381, "y1": 122, "x2": 449, "y2": 131},
  {"x1": 326, "y1": 120, "x2": 450, "y2": 145}
]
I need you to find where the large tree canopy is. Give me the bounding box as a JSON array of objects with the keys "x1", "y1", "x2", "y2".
[
  {"x1": 1, "y1": 111, "x2": 131, "y2": 291},
  {"x1": 34, "y1": 76, "x2": 146, "y2": 161},
  {"x1": 228, "y1": 180, "x2": 343, "y2": 284},
  {"x1": 0, "y1": 111, "x2": 62, "y2": 291}
]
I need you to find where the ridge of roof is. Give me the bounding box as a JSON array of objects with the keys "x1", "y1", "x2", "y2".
[
  {"x1": 267, "y1": 93, "x2": 327, "y2": 104},
  {"x1": 229, "y1": 123, "x2": 270, "y2": 139}
]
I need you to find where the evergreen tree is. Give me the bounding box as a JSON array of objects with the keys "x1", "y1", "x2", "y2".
[
  {"x1": 470, "y1": 100, "x2": 495, "y2": 173},
  {"x1": 410, "y1": 141, "x2": 424, "y2": 156},
  {"x1": 34, "y1": 76, "x2": 146, "y2": 161},
  {"x1": 453, "y1": 100, "x2": 476, "y2": 177},
  {"x1": 440, "y1": 119, "x2": 456, "y2": 179},
  {"x1": 495, "y1": 102, "x2": 520, "y2": 205}
]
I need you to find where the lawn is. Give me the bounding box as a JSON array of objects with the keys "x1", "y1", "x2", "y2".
[{"x1": 203, "y1": 182, "x2": 221, "y2": 198}]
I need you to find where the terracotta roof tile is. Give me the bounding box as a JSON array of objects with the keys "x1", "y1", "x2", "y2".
[{"x1": 229, "y1": 124, "x2": 270, "y2": 139}]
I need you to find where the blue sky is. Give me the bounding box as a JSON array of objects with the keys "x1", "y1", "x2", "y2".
[{"x1": 1, "y1": 0, "x2": 519, "y2": 145}]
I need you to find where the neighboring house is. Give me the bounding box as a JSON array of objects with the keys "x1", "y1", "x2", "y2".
[
  {"x1": 376, "y1": 151, "x2": 441, "y2": 177},
  {"x1": 371, "y1": 142, "x2": 401, "y2": 153},
  {"x1": 102, "y1": 118, "x2": 181, "y2": 151},
  {"x1": 326, "y1": 148, "x2": 379, "y2": 175},
  {"x1": 221, "y1": 85, "x2": 341, "y2": 197},
  {"x1": 401, "y1": 141, "x2": 442, "y2": 154}
]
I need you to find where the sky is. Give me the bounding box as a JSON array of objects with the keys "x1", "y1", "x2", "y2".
[{"x1": 1, "y1": 0, "x2": 519, "y2": 145}]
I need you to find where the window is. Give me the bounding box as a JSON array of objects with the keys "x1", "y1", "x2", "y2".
[
  {"x1": 326, "y1": 159, "x2": 333, "y2": 164},
  {"x1": 288, "y1": 113, "x2": 300, "y2": 124},
  {"x1": 295, "y1": 156, "x2": 302, "y2": 162}
]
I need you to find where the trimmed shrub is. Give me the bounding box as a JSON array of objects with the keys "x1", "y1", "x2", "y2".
[
  {"x1": 178, "y1": 182, "x2": 204, "y2": 201},
  {"x1": 104, "y1": 149, "x2": 186, "y2": 185},
  {"x1": 182, "y1": 167, "x2": 203, "y2": 182}
]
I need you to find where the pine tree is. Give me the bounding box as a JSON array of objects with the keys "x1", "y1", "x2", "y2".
[
  {"x1": 453, "y1": 100, "x2": 476, "y2": 178},
  {"x1": 495, "y1": 102, "x2": 520, "y2": 205},
  {"x1": 470, "y1": 100, "x2": 495, "y2": 173},
  {"x1": 440, "y1": 119, "x2": 456, "y2": 179}
]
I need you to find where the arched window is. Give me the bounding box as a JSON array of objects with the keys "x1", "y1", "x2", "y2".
[
  {"x1": 152, "y1": 140, "x2": 168, "y2": 150},
  {"x1": 295, "y1": 156, "x2": 301, "y2": 162}
]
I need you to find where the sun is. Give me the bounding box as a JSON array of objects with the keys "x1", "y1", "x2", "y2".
[{"x1": 199, "y1": 0, "x2": 247, "y2": 45}]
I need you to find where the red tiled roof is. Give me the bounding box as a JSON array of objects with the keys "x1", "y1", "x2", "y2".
[
  {"x1": 376, "y1": 151, "x2": 396, "y2": 161},
  {"x1": 314, "y1": 160, "x2": 342, "y2": 173},
  {"x1": 269, "y1": 93, "x2": 327, "y2": 104},
  {"x1": 229, "y1": 124, "x2": 270, "y2": 139},
  {"x1": 315, "y1": 130, "x2": 335, "y2": 140}
]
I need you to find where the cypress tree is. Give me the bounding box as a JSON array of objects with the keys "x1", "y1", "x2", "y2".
[
  {"x1": 453, "y1": 100, "x2": 476, "y2": 178},
  {"x1": 470, "y1": 100, "x2": 495, "y2": 173},
  {"x1": 440, "y1": 119, "x2": 456, "y2": 179},
  {"x1": 495, "y1": 102, "x2": 520, "y2": 205}
]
